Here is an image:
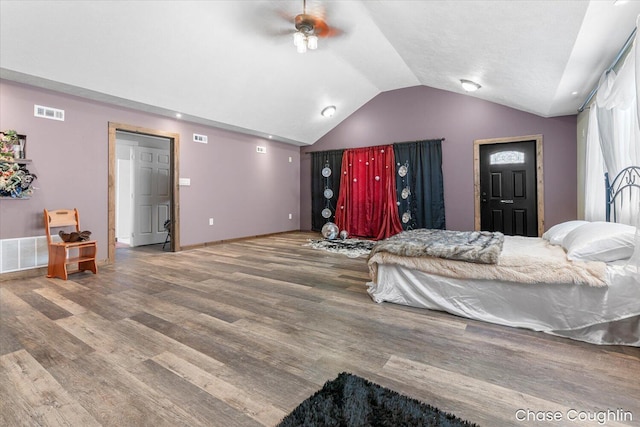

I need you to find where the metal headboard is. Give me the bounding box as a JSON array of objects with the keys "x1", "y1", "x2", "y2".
[{"x1": 605, "y1": 166, "x2": 640, "y2": 222}]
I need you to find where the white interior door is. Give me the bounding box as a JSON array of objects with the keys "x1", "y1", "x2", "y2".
[
  {"x1": 132, "y1": 146, "x2": 170, "y2": 247},
  {"x1": 115, "y1": 145, "x2": 133, "y2": 245}
]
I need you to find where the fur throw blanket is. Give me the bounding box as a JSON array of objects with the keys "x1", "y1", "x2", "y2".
[
  {"x1": 59, "y1": 230, "x2": 92, "y2": 242},
  {"x1": 369, "y1": 229, "x2": 504, "y2": 265}
]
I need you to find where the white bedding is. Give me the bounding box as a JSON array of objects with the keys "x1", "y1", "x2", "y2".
[
  {"x1": 368, "y1": 236, "x2": 608, "y2": 287},
  {"x1": 367, "y1": 263, "x2": 640, "y2": 345},
  {"x1": 366, "y1": 235, "x2": 640, "y2": 346}
]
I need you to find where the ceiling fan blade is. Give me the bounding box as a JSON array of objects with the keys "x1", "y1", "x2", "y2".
[
  {"x1": 258, "y1": 0, "x2": 346, "y2": 41},
  {"x1": 313, "y1": 18, "x2": 343, "y2": 38},
  {"x1": 308, "y1": 2, "x2": 346, "y2": 39}
]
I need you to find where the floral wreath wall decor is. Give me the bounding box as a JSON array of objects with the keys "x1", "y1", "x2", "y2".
[{"x1": 1, "y1": 130, "x2": 37, "y2": 198}]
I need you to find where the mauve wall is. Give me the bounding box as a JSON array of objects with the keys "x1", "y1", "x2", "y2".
[
  {"x1": 0, "y1": 80, "x2": 300, "y2": 260},
  {"x1": 300, "y1": 85, "x2": 577, "y2": 232}
]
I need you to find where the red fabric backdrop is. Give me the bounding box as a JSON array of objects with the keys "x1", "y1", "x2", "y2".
[{"x1": 335, "y1": 145, "x2": 403, "y2": 240}]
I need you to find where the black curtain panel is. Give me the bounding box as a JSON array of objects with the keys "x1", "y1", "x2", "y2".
[
  {"x1": 311, "y1": 149, "x2": 344, "y2": 231},
  {"x1": 393, "y1": 139, "x2": 446, "y2": 230}
]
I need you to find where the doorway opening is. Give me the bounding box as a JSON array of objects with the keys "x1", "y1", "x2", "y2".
[
  {"x1": 108, "y1": 123, "x2": 180, "y2": 263},
  {"x1": 473, "y1": 135, "x2": 544, "y2": 237}
]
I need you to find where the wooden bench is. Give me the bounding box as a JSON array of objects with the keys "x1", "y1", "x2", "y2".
[{"x1": 43, "y1": 208, "x2": 97, "y2": 280}]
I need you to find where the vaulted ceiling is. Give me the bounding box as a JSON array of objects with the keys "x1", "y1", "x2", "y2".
[{"x1": 1, "y1": 1, "x2": 639, "y2": 146}]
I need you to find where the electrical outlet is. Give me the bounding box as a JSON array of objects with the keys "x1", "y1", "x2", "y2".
[
  {"x1": 288, "y1": 213, "x2": 292, "y2": 220},
  {"x1": 209, "y1": 218, "x2": 214, "y2": 226}
]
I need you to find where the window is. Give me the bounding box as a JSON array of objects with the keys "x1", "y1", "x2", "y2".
[{"x1": 490, "y1": 151, "x2": 525, "y2": 165}]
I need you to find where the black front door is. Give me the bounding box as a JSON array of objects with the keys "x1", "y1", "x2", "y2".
[{"x1": 479, "y1": 140, "x2": 537, "y2": 236}]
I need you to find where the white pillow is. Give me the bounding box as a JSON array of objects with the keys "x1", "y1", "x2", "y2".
[
  {"x1": 542, "y1": 220, "x2": 589, "y2": 245},
  {"x1": 624, "y1": 224, "x2": 640, "y2": 272},
  {"x1": 562, "y1": 221, "x2": 637, "y2": 262}
]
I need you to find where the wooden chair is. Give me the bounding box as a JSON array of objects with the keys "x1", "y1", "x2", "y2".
[{"x1": 43, "y1": 208, "x2": 97, "y2": 280}]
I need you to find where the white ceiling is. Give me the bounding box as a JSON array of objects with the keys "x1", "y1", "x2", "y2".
[{"x1": 1, "y1": 1, "x2": 639, "y2": 146}]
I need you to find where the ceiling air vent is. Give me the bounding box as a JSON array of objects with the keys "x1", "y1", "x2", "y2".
[
  {"x1": 34, "y1": 104, "x2": 65, "y2": 121},
  {"x1": 193, "y1": 133, "x2": 208, "y2": 144}
]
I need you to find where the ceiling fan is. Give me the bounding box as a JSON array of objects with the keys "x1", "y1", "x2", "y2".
[{"x1": 291, "y1": 0, "x2": 342, "y2": 53}]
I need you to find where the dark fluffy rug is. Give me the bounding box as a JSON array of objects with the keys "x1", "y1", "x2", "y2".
[
  {"x1": 277, "y1": 372, "x2": 479, "y2": 427},
  {"x1": 306, "y1": 239, "x2": 376, "y2": 258}
]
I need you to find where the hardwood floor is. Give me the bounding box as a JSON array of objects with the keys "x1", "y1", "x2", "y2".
[{"x1": 1, "y1": 231, "x2": 639, "y2": 426}]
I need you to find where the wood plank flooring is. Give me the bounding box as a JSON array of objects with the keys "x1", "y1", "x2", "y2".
[{"x1": 1, "y1": 231, "x2": 639, "y2": 426}]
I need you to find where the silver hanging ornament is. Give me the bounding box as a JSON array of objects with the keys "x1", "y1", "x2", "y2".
[{"x1": 401, "y1": 187, "x2": 410, "y2": 199}]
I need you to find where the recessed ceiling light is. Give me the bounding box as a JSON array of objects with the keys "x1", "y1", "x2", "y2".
[
  {"x1": 614, "y1": 0, "x2": 629, "y2": 5},
  {"x1": 571, "y1": 91, "x2": 579, "y2": 96},
  {"x1": 175, "y1": 113, "x2": 182, "y2": 118},
  {"x1": 321, "y1": 105, "x2": 336, "y2": 118},
  {"x1": 460, "y1": 79, "x2": 481, "y2": 92},
  {"x1": 268, "y1": 135, "x2": 273, "y2": 139}
]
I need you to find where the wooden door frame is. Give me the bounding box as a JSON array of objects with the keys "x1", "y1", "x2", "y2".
[
  {"x1": 473, "y1": 135, "x2": 544, "y2": 236},
  {"x1": 108, "y1": 122, "x2": 180, "y2": 263}
]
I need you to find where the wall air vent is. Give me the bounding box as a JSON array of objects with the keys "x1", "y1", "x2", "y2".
[
  {"x1": 34, "y1": 104, "x2": 65, "y2": 121},
  {"x1": 193, "y1": 133, "x2": 208, "y2": 144}
]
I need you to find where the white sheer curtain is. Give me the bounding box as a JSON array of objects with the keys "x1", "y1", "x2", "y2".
[
  {"x1": 584, "y1": 107, "x2": 606, "y2": 220},
  {"x1": 635, "y1": 16, "x2": 640, "y2": 273},
  {"x1": 584, "y1": 40, "x2": 640, "y2": 226},
  {"x1": 584, "y1": 25, "x2": 640, "y2": 272},
  {"x1": 637, "y1": 16, "x2": 640, "y2": 128}
]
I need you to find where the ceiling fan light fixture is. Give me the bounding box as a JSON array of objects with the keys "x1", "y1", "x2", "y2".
[
  {"x1": 321, "y1": 105, "x2": 336, "y2": 118},
  {"x1": 293, "y1": 29, "x2": 317, "y2": 53},
  {"x1": 307, "y1": 34, "x2": 318, "y2": 50},
  {"x1": 293, "y1": 0, "x2": 325, "y2": 53},
  {"x1": 296, "y1": 37, "x2": 307, "y2": 53},
  {"x1": 460, "y1": 79, "x2": 481, "y2": 92},
  {"x1": 293, "y1": 31, "x2": 305, "y2": 47}
]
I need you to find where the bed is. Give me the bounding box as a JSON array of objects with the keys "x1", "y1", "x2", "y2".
[{"x1": 366, "y1": 167, "x2": 640, "y2": 346}]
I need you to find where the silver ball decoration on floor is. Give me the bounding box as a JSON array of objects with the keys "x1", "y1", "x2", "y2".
[
  {"x1": 339, "y1": 230, "x2": 348, "y2": 240},
  {"x1": 321, "y1": 222, "x2": 339, "y2": 240}
]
